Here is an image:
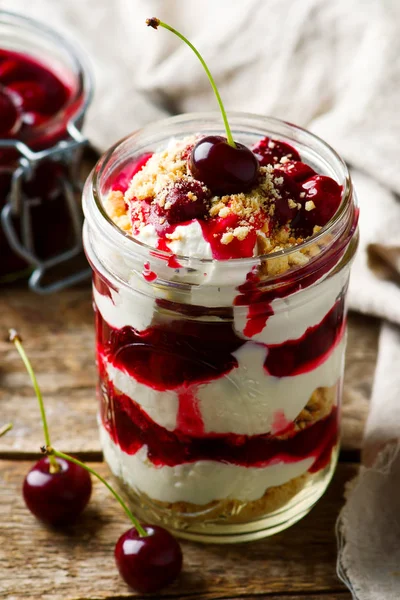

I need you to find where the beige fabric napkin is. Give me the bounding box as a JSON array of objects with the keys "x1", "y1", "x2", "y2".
[
  {"x1": 337, "y1": 325, "x2": 400, "y2": 600},
  {"x1": 3, "y1": 1, "x2": 400, "y2": 597}
]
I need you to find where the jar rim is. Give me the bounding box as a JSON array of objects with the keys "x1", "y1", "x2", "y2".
[
  {"x1": 86, "y1": 112, "x2": 356, "y2": 269},
  {"x1": 0, "y1": 10, "x2": 93, "y2": 138}
]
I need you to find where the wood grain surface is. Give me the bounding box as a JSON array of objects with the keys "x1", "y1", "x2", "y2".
[{"x1": 0, "y1": 460, "x2": 357, "y2": 600}]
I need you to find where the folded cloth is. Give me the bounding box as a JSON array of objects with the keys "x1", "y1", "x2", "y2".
[
  {"x1": 2, "y1": 1, "x2": 400, "y2": 597},
  {"x1": 337, "y1": 325, "x2": 400, "y2": 600}
]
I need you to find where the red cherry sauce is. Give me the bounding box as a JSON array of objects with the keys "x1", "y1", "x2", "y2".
[
  {"x1": 0, "y1": 48, "x2": 74, "y2": 277},
  {"x1": 111, "y1": 153, "x2": 152, "y2": 193},
  {"x1": 142, "y1": 261, "x2": 157, "y2": 282}
]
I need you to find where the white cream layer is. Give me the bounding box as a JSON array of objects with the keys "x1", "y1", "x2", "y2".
[
  {"x1": 101, "y1": 335, "x2": 344, "y2": 437},
  {"x1": 100, "y1": 424, "x2": 314, "y2": 504},
  {"x1": 233, "y1": 267, "x2": 348, "y2": 345},
  {"x1": 94, "y1": 239, "x2": 348, "y2": 348},
  {"x1": 93, "y1": 284, "x2": 155, "y2": 332}
]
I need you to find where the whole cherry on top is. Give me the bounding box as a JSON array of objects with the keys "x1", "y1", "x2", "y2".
[
  {"x1": 8, "y1": 329, "x2": 182, "y2": 593},
  {"x1": 146, "y1": 17, "x2": 259, "y2": 195}
]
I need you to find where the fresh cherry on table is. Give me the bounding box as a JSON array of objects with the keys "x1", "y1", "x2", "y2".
[
  {"x1": 23, "y1": 455, "x2": 92, "y2": 526},
  {"x1": 9, "y1": 328, "x2": 183, "y2": 592},
  {"x1": 115, "y1": 525, "x2": 183, "y2": 593},
  {"x1": 190, "y1": 135, "x2": 259, "y2": 195},
  {"x1": 8, "y1": 330, "x2": 92, "y2": 526}
]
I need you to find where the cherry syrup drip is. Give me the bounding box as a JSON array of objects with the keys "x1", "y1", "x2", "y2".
[
  {"x1": 199, "y1": 213, "x2": 260, "y2": 260},
  {"x1": 100, "y1": 375, "x2": 338, "y2": 469},
  {"x1": 236, "y1": 238, "x2": 350, "y2": 339},
  {"x1": 142, "y1": 261, "x2": 157, "y2": 282}
]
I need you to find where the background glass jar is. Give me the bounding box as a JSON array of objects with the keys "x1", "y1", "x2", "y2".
[
  {"x1": 83, "y1": 113, "x2": 359, "y2": 543},
  {"x1": 0, "y1": 11, "x2": 92, "y2": 292}
]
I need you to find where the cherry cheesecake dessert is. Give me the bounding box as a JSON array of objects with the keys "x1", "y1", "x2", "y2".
[{"x1": 83, "y1": 113, "x2": 358, "y2": 542}]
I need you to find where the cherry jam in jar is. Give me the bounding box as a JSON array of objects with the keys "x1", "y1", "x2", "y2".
[{"x1": 0, "y1": 11, "x2": 92, "y2": 292}]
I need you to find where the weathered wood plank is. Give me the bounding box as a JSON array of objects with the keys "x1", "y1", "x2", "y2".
[
  {"x1": 161, "y1": 596, "x2": 350, "y2": 600},
  {"x1": 0, "y1": 285, "x2": 378, "y2": 455},
  {"x1": 342, "y1": 312, "x2": 380, "y2": 451},
  {"x1": 0, "y1": 460, "x2": 355, "y2": 599},
  {"x1": 0, "y1": 286, "x2": 98, "y2": 455}
]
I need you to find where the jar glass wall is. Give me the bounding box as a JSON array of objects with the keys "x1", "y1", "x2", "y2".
[{"x1": 83, "y1": 113, "x2": 358, "y2": 543}]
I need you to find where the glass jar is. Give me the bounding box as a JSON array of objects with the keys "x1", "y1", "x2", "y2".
[
  {"x1": 83, "y1": 113, "x2": 359, "y2": 543},
  {"x1": 0, "y1": 11, "x2": 92, "y2": 292}
]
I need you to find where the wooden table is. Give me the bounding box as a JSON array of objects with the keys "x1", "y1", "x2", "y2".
[{"x1": 0, "y1": 284, "x2": 380, "y2": 600}]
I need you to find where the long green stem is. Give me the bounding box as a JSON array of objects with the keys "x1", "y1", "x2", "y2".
[
  {"x1": 9, "y1": 329, "x2": 58, "y2": 472},
  {"x1": 0, "y1": 423, "x2": 13, "y2": 437},
  {"x1": 49, "y1": 448, "x2": 147, "y2": 538},
  {"x1": 147, "y1": 18, "x2": 236, "y2": 148}
]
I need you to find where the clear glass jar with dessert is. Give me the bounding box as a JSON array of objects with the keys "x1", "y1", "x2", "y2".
[
  {"x1": 83, "y1": 112, "x2": 358, "y2": 543},
  {"x1": 0, "y1": 11, "x2": 92, "y2": 292}
]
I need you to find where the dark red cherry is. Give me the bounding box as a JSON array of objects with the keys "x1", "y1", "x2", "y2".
[
  {"x1": 23, "y1": 456, "x2": 92, "y2": 526},
  {"x1": 8, "y1": 81, "x2": 47, "y2": 112},
  {"x1": 115, "y1": 525, "x2": 183, "y2": 593},
  {"x1": 0, "y1": 87, "x2": 20, "y2": 136},
  {"x1": 291, "y1": 175, "x2": 342, "y2": 235},
  {"x1": 190, "y1": 135, "x2": 259, "y2": 195},
  {"x1": 272, "y1": 169, "x2": 302, "y2": 226},
  {"x1": 252, "y1": 136, "x2": 300, "y2": 166},
  {"x1": 22, "y1": 111, "x2": 48, "y2": 128},
  {"x1": 159, "y1": 179, "x2": 211, "y2": 224},
  {"x1": 277, "y1": 159, "x2": 316, "y2": 182},
  {"x1": 0, "y1": 59, "x2": 20, "y2": 82}
]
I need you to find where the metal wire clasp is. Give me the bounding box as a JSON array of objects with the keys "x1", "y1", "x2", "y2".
[{"x1": 0, "y1": 121, "x2": 91, "y2": 294}]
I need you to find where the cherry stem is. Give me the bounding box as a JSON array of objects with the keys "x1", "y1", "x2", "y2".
[
  {"x1": 8, "y1": 329, "x2": 59, "y2": 473},
  {"x1": 147, "y1": 17, "x2": 236, "y2": 148},
  {"x1": 0, "y1": 423, "x2": 13, "y2": 437},
  {"x1": 47, "y1": 447, "x2": 148, "y2": 538}
]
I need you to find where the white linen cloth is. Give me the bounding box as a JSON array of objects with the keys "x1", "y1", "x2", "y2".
[{"x1": 2, "y1": 1, "x2": 400, "y2": 597}]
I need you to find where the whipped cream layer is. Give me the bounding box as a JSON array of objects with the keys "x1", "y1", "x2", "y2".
[{"x1": 101, "y1": 424, "x2": 315, "y2": 505}]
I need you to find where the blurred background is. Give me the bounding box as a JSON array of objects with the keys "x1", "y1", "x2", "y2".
[
  {"x1": 0, "y1": 0, "x2": 399, "y2": 297},
  {"x1": 0, "y1": 0, "x2": 398, "y2": 159}
]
